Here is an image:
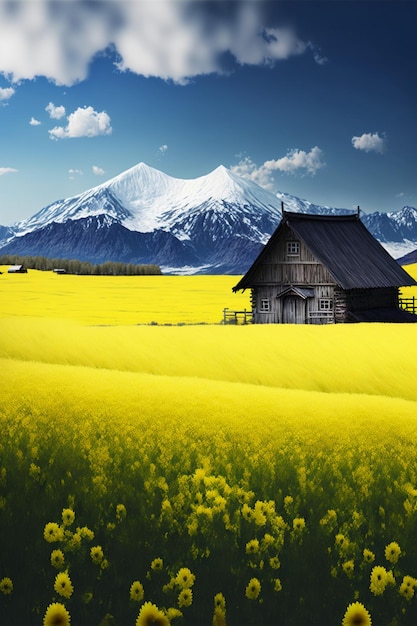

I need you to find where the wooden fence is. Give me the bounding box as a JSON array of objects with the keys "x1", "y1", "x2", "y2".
[
  {"x1": 222, "y1": 308, "x2": 253, "y2": 324},
  {"x1": 399, "y1": 296, "x2": 417, "y2": 314}
]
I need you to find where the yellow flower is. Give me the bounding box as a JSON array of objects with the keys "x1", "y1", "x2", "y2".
[
  {"x1": 369, "y1": 566, "x2": 388, "y2": 596},
  {"x1": 241, "y1": 503, "x2": 253, "y2": 522},
  {"x1": 245, "y1": 577, "x2": 261, "y2": 600},
  {"x1": 343, "y1": 560, "x2": 355, "y2": 578},
  {"x1": 212, "y1": 606, "x2": 227, "y2": 626},
  {"x1": 54, "y1": 572, "x2": 74, "y2": 599},
  {"x1": 130, "y1": 581, "x2": 145, "y2": 602},
  {"x1": 166, "y1": 608, "x2": 182, "y2": 620},
  {"x1": 67, "y1": 532, "x2": 81, "y2": 551},
  {"x1": 78, "y1": 526, "x2": 94, "y2": 541},
  {"x1": 29, "y1": 462, "x2": 41, "y2": 479},
  {"x1": 90, "y1": 545, "x2": 104, "y2": 564},
  {"x1": 43, "y1": 602, "x2": 71, "y2": 626},
  {"x1": 253, "y1": 501, "x2": 267, "y2": 526},
  {"x1": 261, "y1": 533, "x2": 275, "y2": 549},
  {"x1": 44, "y1": 522, "x2": 64, "y2": 543},
  {"x1": 62, "y1": 508, "x2": 75, "y2": 526},
  {"x1": 151, "y1": 558, "x2": 163, "y2": 571},
  {"x1": 175, "y1": 567, "x2": 195, "y2": 589},
  {"x1": 342, "y1": 601, "x2": 372, "y2": 626},
  {"x1": 273, "y1": 578, "x2": 282, "y2": 592},
  {"x1": 245, "y1": 539, "x2": 259, "y2": 555},
  {"x1": 178, "y1": 588, "x2": 193, "y2": 608},
  {"x1": 136, "y1": 601, "x2": 169, "y2": 626},
  {"x1": 320, "y1": 509, "x2": 337, "y2": 528},
  {"x1": 293, "y1": 517, "x2": 306, "y2": 532},
  {"x1": 363, "y1": 549, "x2": 375, "y2": 564},
  {"x1": 0, "y1": 577, "x2": 13, "y2": 594},
  {"x1": 284, "y1": 495, "x2": 293, "y2": 507},
  {"x1": 116, "y1": 503, "x2": 127, "y2": 521},
  {"x1": 269, "y1": 556, "x2": 280, "y2": 569},
  {"x1": 335, "y1": 533, "x2": 349, "y2": 552},
  {"x1": 51, "y1": 549, "x2": 65, "y2": 569},
  {"x1": 399, "y1": 575, "x2": 417, "y2": 601},
  {"x1": 384, "y1": 541, "x2": 401, "y2": 564},
  {"x1": 214, "y1": 592, "x2": 226, "y2": 612}
]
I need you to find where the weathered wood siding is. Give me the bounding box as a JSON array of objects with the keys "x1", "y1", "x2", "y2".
[
  {"x1": 251, "y1": 225, "x2": 335, "y2": 286},
  {"x1": 251, "y1": 224, "x2": 337, "y2": 324}
]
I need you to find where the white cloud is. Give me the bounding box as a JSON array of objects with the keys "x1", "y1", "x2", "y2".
[
  {"x1": 230, "y1": 156, "x2": 276, "y2": 189},
  {"x1": 265, "y1": 147, "x2": 325, "y2": 176},
  {"x1": 0, "y1": 167, "x2": 18, "y2": 176},
  {"x1": 158, "y1": 144, "x2": 168, "y2": 155},
  {"x1": 46, "y1": 101, "x2": 66, "y2": 119},
  {"x1": 0, "y1": 86, "x2": 15, "y2": 101},
  {"x1": 29, "y1": 117, "x2": 41, "y2": 126},
  {"x1": 352, "y1": 132, "x2": 386, "y2": 154},
  {"x1": 232, "y1": 148, "x2": 325, "y2": 188},
  {"x1": 49, "y1": 106, "x2": 112, "y2": 140},
  {"x1": 92, "y1": 165, "x2": 105, "y2": 175},
  {"x1": 0, "y1": 1, "x2": 323, "y2": 86}
]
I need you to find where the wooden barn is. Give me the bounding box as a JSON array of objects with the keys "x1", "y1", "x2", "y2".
[
  {"x1": 7, "y1": 264, "x2": 27, "y2": 274},
  {"x1": 232, "y1": 210, "x2": 417, "y2": 324}
]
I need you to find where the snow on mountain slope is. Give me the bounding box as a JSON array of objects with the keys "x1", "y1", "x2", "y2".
[
  {"x1": 15, "y1": 187, "x2": 132, "y2": 236},
  {"x1": 13, "y1": 163, "x2": 283, "y2": 239},
  {"x1": 275, "y1": 190, "x2": 353, "y2": 216}
]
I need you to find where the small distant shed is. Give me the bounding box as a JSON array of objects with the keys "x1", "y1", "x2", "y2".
[
  {"x1": 233, "y1": 211, "x2": 417, "y2": 324},
  {"x1": 8, "y1": 264, "x2": 27, "y2": 274}
]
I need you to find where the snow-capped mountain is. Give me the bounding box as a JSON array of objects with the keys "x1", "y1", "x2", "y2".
[
  {"x1": 14, "y1": 163, "x2": 282, "y2": 240},
  {"x1": 0, "y1": 163, "x2": 284, "y2": 273},
  {"x1": 1, "y1": 162, "x2": 416, "y2": 273}
]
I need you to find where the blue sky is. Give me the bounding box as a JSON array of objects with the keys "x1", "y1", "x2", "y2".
[{"x1": 0, "y1": 0, "x2": 416, "y2": 225}]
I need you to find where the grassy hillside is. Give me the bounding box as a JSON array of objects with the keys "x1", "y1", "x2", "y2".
[{"x1": 1, "y1": 269, "x2": 417, "y2": 626}]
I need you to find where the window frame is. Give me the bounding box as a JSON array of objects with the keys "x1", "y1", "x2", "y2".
[
  {"x1": 286, "y1": 241, "x2": 300, "y2": 257},
  {"x1": 259, "y1": 298, "x2": 271, "y2": 312},
  {"x1": 319, "y1": 298, "x2": 333, "y2": 311}
]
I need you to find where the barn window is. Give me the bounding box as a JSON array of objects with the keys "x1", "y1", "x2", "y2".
[
  {"x1": 319, "y1": 298, "x2": 333, "y2": 311},
  {"x1": 260, "y1": 299, "x2": 271, "y2": 312},
  {"x1": 287, "y1": 241, "x2": 300, "y2": 256}
]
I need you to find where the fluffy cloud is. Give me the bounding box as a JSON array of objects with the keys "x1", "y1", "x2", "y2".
[
  {"x1": 352, "y1": 132, "x2": 386, "y2": 154},
  {"x1": 46, "y1": 102, "x2": 66, "y2": 119},
  {"x1": 29, "y1": 117, "x2": 41, "y2": 126},
  {"x1": 0, "y1": 87, "x2": 15, "y2": 101},
  {"x1": 158, "y1": 144, "x2": 168, "y2": 155},
  {"x1": 231, "y1": 147, "x2": 325, "y2": 188},
  {"x1": 0, "y1": 1, "x2": 323, "y2": 86},
  {"x1": 0, "y1": 167, "x2": 18, "y2": 176},
  {"x1": 92, "y1": 165, "x2": 105, "y2": 175},
  {"x1": 230, "y1": 156, "x2": 276, "y2": 189},
  {"x1": 264, "y1": 147, "x2": 325, "y2": 175},
  {"x1": 49, "y1": 106, "x2": 112, "y2": 140}
]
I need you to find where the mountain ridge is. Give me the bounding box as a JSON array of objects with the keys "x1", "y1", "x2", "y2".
[{"x1": 1, "y1": 162, "x2": 417, "y2": 274}]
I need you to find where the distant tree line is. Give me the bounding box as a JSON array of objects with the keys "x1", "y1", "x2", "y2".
[{"x1": 0, "y1": 254, "x2": 162, "y2": 276}]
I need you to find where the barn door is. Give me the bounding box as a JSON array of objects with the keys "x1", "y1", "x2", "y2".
[{"x1": 282, "y1": 296, "x2": 305, "y2": 324}]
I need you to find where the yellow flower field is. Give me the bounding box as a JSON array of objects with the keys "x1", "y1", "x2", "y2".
[
  {"x1": 0, "y1": 266, "x2": 417, "y2": 625},
  {"x1": 0, "y1": 266, "x2": 251, "y2": 324}
]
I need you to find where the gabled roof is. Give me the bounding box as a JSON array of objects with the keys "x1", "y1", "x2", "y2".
[
  {"x1": 233, "y1": 211, "x2": 417, "y2": 291},
  {"x1": 276, "y1": 286, "x2": 314, "y2": 299}
]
